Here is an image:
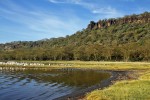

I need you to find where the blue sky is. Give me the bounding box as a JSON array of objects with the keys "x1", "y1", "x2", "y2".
[{"x1": 0, "y1": 0, "x2": 150, "y2": 43}]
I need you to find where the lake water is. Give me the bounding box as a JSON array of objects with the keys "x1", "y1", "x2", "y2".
[{"x1": 0, "y1": 69, "x2": 110, "y2": 100}]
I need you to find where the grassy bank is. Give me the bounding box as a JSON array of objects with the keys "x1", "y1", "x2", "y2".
[
  {"x1": 27, "y1": 61, "x2": 150, "y2": 70},
  {"x1": 1, "y1": 61, "x2": 149, "y2": 72},
  {"x1": 86, "y1": 70, "x2": 150, "y2": 100},
  {"x1": 1, "y1": 61, "x2": 150, "y2": 70}
]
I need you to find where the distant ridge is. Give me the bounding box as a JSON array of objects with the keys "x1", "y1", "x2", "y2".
[
  {"x1": 0, "y1": 12, "x2": 150, "y2": 61},
  {"x1": 87, "y1": 12, "x2": 150, "y2": 30}
]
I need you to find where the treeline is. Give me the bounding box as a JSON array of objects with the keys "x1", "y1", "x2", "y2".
[
  {"x1": 0, "y1": 42, "x2": 149, "y2": 61},
  {"x1": 0, "y1": 12, "x2": 150, "y2": 50},
  {"x1": 0, "y1": 12, "x2": 150, "y2": 62}
]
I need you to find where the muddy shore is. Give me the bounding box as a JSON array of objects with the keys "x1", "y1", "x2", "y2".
[
  {"x1": 0, "y1": 65, "x2": 138, "y2": 100},
  {"x1": 55, "y1": 70, "x2": 137, "y2": 100}
]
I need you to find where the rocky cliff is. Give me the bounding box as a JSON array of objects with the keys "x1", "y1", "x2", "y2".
[{"x1": 87, "y1": 12, "x2": 150, "y2": 30}]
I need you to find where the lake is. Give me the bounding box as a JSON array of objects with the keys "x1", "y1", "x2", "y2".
[{"x1": 0, "y1": 68, "x2": 110, "y2": 100}]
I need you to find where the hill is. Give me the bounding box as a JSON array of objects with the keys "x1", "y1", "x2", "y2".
[{"x1": 0, "y1": 12, "x2": 150, "y2": 61}]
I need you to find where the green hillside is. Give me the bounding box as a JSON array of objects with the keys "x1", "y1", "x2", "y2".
[{"x1": 0, "y1": 12, "x2": 150, "y2": 61}]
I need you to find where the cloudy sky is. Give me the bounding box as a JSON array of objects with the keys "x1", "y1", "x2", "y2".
[{"x1": 0, "y1": 0, "x2": 150, "y2": 43}]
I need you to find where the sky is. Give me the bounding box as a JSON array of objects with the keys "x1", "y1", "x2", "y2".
[{"x1": 0, "y1": 0, "x2": 150, "y2": 43}]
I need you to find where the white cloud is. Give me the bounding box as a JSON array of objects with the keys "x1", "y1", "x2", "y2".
[
  {"x1": 92, "y1": 7, "x2": 117, "y2": 14},
  {"x1": 122, "y1": 0, "x2": 135, "y2": 2},
  {"x1": 48, "y1": 0, "x2": 123, "y2": 18},
  {"x1": 0, "y1": 1, "x2": 85, "y2": 39},
  {"x1": 48, "y1": 0, "x2": 82, "y2": 4},
  {"x1": 48, "y1": 0, "x2": 67, "y2": 3},
  {"x1": 91, "y1": 6, "x2": 123, "y2": 19},
  {"x1": 0, "y1": 0, "x2": 125, "y2": 43}
]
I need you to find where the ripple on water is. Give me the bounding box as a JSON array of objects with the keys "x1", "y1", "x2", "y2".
[{"x1": 0, "y1": 69, "x2": 110, "y2": 100}]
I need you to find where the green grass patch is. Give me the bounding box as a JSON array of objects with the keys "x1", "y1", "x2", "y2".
[
  {"x1": 86, "y1": 80, "x2": 150, "y2": 100},
  {"x1": 86, "y1": 70, "x2": 150, "y2": 100}
]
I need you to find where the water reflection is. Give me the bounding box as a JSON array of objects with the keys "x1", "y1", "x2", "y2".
[{"x1": 0, "y1": 69, "x2": 110, "y2": 100}]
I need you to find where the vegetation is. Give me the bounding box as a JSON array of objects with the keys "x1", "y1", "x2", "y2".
[
  {"x1": 86, "y1": 67, "x2": 150, "y2": 100},
  {"x1": 1, "y1": 61, "x2": 150, "y2": 71},
  {"x1": 86, "y1": 80, "x2": 150, "y2": 100},
  {"x1": 0, "y1": 11, "x2": 149, "y2": 100},
  {"x1": 0, "y1": 12, "x2": 150, "y2": 61}
]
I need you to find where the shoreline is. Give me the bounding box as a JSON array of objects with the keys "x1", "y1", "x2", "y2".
[
  {"x1": 0, "y1": 66, "x2": 138, "y2": 100},
  {"x1": 0, "y1": 61, "x2": 149, "y2": 100},
  {"x1": 54, "y1": 70, "x2": 137, "y2": 100},
  {"x1": 1, "y1": 61, "x2": 150, "y2": 71}
]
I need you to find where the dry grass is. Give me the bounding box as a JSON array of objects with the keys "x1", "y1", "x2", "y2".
[
  {"x1": 46, "y1": 61, "x2": 150, "y2": 70},
  {"x1": 1, "y1": 61, "x2": 150, "y2": 70}
]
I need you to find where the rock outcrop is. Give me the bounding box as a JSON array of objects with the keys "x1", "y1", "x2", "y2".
[{"x1": 87, "y1": 12, "x2": 150, "y2": 30}]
